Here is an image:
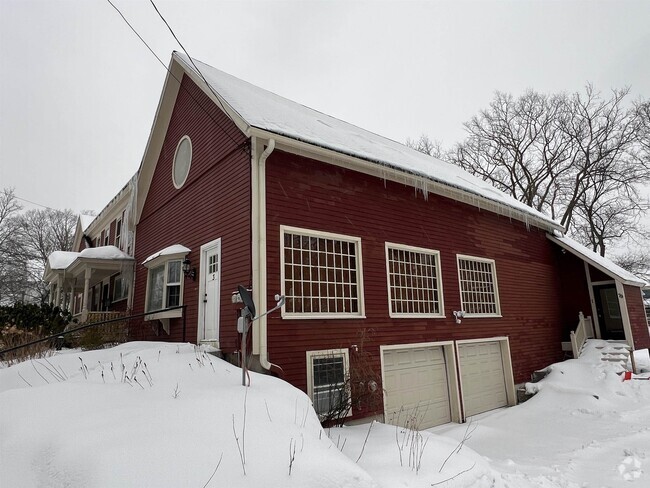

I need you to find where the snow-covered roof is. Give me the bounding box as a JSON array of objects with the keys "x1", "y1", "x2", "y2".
[
  {"x1": 174, "y1": 52, "x2": 561, "y2": 231},
  {"x1": 548, "y1": 233, "x2": 645, "y2": 287},
  {"x1": 79, "y1": 214, "x2": 95, "y2": 232},
  {"x1": 46, "y1": 251, "x2": 80, "y2": 270},
  {"x1": 79, "y1": 246, "x2": 133, "y2": 261},
  {"x1": 142, "y1": 244, "x2": 191, "y2": 265}
]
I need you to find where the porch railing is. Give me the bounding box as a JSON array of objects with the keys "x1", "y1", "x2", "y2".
[
  {"x1": 570, "y1": 311, "x2": 594, "y2": 358},
  {"x1": 0, "y1": 305, "x2": 187, "y2": 359}
]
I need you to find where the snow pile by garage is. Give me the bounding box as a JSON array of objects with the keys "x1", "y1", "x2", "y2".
[
  {"x1": 3, "y1": 341, "x2": 650, "y2": 487},
  {"x1": 433, "y1": 339, "x2": 650, "y2": 487}
]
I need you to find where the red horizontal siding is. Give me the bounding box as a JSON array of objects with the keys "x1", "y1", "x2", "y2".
[
  {"x1": 131, "y1": 74, "x2": 251, "y2": 348},
  {"x1": 264, "y1": 150, "x2": 583, "y2": 418},
  {"x1": 624, "y1": 284, "x2": 650, "y2": 350}
]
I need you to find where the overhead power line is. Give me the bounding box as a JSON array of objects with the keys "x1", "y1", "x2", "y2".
[
  {"x1": 105, "y1": 0, "x2": 245, "y2": 150},
  {"x1": 148, "y1": 0, "x2": 235, "y2": 121},
  {"x1": 15, "y1": 196, "x2": 59, "y2": 212}
]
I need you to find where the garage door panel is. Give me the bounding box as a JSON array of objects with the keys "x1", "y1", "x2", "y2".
[
  {"x1": 383, "y1": 346, "x2": 451, "y2": 429},
  {"x1": 458, "y1": 342, "x2": 507, "y2": 417}
]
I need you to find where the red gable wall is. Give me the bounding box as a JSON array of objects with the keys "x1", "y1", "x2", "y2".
[
  {"x1": 264, "y1": 150, "x2": 570, "y2": 394},
  {"x1": 131, "y1": 74, "x2": 250, "y2": 348}
]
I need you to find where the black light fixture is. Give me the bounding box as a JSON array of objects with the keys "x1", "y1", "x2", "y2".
[{"x1": 182, "y1": 257, "x2": 196, "y2": 280}]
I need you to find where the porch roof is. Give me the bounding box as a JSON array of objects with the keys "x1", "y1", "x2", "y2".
[
  {"x1": 548, "y1": 234, "x2": 645, "y2": 287},
  {"x1": 44, "y1": 246, "x2": 135, "y2": 286}
]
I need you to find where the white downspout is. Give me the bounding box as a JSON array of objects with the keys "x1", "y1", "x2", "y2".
[{"x1": 254, "y1": 138, "x2": 278, "y2": 371}]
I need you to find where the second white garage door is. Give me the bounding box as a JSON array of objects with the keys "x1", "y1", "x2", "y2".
[
  {"x1": 383, "y1": 345, "x2": 452, "y2": 429},
  {"x1": 458, "y1": 341, "x2": 508, "y2": 417}
]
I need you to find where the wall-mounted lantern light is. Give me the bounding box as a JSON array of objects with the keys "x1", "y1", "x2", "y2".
[{"x1": 182, "y1": 257, "x2": 196, "y2": 280}]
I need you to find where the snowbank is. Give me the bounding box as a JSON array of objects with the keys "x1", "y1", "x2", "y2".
[
  {"x1": 0, "y1": 343, "x2": 374, "y2": 488},
  {"x1": 3, "y1": 341, "x2": 650, "y2": 487}
]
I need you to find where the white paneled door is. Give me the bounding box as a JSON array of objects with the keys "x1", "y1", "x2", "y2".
[{"x1": 199, "y1": 239, "x2": 221, "y2": 345}]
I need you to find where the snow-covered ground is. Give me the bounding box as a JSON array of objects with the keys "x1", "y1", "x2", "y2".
[{"x1": 1, "y1": 341, "x2": 649, "y2": 487}]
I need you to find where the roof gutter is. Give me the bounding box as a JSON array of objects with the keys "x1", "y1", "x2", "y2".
[
  {"x1": 252, "y1": 137, "x2": 282, "y2": 375},
  {"x1": 248, "y1": 127, "x2": 563, "y2": 234}
]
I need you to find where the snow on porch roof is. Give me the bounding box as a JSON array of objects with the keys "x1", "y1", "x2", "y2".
[
  {"x1": 548, "y1": 233, "x2": 645, "y2": 287},
  {"x1": 47, "y1": 251, "x2": 80, "y2": 270},
  {"x1": 79, "y1": 246, "x2": 133, "y2": 261},
  {"x1": 175, "y1": 52, "x2": 561, "y2": 231},
  {"x1": 142, "y1": 244, "x2": 190, "y2": 265}
]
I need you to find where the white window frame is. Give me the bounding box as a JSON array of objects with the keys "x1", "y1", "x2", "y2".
[
  {"x1": 280, "y1": 225, "x2": 365, "y2": 319},
  {"x1": 103, "y1": 225, "x2": 110, "y2": 246},
  {"x1": 456, "y1": 254, "x2": 501, "y2": 317},
  {"x1": 172, "y1": 135, "x2": 192, "y2": 189},
  {"x1": 385, "y1": 242, "x2": 445, "y2": 318},
  {"x1": 114, "y1": 216, "x2": 122, "y2": 250},
  {"x1": 306, "y1": 348, "x2": 351, "y2": 419},
  {"x1": 112, "y1": 274, "x2": 129, "y2": 302},
  {"x1": 143, "y1": 250, "x2": 188, "y2": 321}
]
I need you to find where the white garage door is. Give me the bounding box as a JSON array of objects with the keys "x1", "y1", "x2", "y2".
[
  {"x1": 383, "y1": 346, "x2": 452, "y2": 429},
  {"x1": 458, "y1": 341, "x2": 508, "y2": 417}
]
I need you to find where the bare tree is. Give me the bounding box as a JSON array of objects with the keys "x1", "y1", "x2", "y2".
[
  {"x1": 0, "y1": 189, "x2": 25, "y2": 304},
  {"x1": 17, "y1": 208, "x2": 77, "y2": 263},
  {"x1": 442, "y1": 86, "x2": 649, "y2": 256},
  {"x1": 13, "y1": 208, "x2": 77, "y2": 302},
  {"x1": 448, "y1": 91, "x2": 575, "y2": 218},
  {"x1": 406, "y1": 134, "x2": 444, "y2": 159},
  {"x1": 0, "y1": 192, "x2": 77, "y2": 305},
  {"x1": 613, "y1": 250, "x2": 650, "y2": 281}
]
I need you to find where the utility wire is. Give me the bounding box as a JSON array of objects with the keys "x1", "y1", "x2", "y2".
[
  {"x1": 148, "y1": 0, "x2": 236, "y2": 124},
  {"x1": 105, "y1": 0, "x2": 245, "y2": 150},
  {"x1": 15, "y1": 196, "x2": 59, "y2": 212}
]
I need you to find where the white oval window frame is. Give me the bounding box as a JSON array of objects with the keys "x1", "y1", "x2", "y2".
[{"x1": 172, "y1": 135, "x2": 192, "y2": 189}]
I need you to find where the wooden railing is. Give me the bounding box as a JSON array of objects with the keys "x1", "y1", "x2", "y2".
[
  {"x1": 84, "y1": 311, "x2": 125, "y2": 323},
  {"x1": 570, "y1": 311, "x2": 594, "y2": 358}
]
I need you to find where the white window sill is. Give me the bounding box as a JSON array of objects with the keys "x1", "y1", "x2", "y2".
[
  {"x1": 145, "y1": 308, "x2": 183, "y2": 321},
  {"x1": 462, "y1": 314, "x2": 502, "y2": 318},
  {"x1": 282, "y1": 313, "x2": 366, "y2": 320},
  {"x1": 389, "y1": 313, "x2": 446, "y2": 319}
]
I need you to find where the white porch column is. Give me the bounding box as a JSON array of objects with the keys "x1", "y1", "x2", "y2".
[
  {"x1": 49, "y1": 282, "x2": 56, "y2": 305},
  {"x1": 81, "y1": 268, "x2": 91, "y2": 322},
  {"x1": 68, "y1": 282, "x2": 75, "y2": 312},
  {"x1": 55, "y1": 276, "x2": 62, "y2": 308}
]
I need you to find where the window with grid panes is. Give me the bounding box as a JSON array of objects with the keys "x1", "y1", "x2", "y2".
[
  {"x1": 306, "y1": 349, "x2": 350, "y2": 417},
  {"x1": 386, "y1": 243, "x2": 443, "y2": 316},
  {"x1": 146, "y1": 259, "x2": 182, "y2": 312},
  {"x1": 114, "y1": 217, "x2": 122, "y2": 250},
  {"x1": 457, "y1": 256, "x2": 500, "y2": 316},
  {"x1": 282, "y1": 227, "x2": 363, "y2": 317}
]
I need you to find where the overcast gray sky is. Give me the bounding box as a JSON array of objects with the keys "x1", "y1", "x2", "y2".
[{"x1": 1, "y1": 0, "x2": 649, "y2": 214}]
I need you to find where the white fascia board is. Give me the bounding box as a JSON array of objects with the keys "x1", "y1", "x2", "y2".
[
  {"x1": 249, "y1": 127, "x2": 562, "y2": 234},
  {"x1": 135, "y1": 57, "x2": 184, "y2": 225},
  {"x1": 171, "y1": 52, "x2": 251, "y2": 137},
  {"x1": 84, "y1": 191, "x2": 131, "y2": 240}
]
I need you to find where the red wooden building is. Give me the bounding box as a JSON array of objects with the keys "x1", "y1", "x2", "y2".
[{"x1": 46, "y1": 52, "x2": 650, "y2": 428}]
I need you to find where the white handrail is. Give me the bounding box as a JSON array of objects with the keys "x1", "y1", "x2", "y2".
[{"x1": 570, "y1": 312, "x2": 594, "y2": 358}]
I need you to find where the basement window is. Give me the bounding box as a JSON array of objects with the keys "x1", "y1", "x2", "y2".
[{"x1": 306, "y1": 349, "x2": 351, "y2": 418}]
